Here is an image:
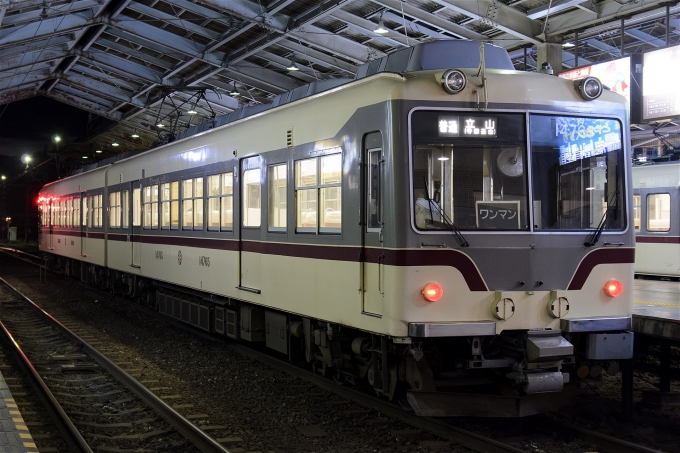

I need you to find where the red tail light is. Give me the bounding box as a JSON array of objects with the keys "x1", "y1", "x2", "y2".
[
  {"x1": 422, "y1": 283, "x2": 443, "y2": 302},
  {"x1": 604, "y1": 279, "x2": 623, "y2": 297}
]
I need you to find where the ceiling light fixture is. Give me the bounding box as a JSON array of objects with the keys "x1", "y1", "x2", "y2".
[
  {"x1": 112, "y1": 142, "x2": 119, "y2": 147},
  {"x1": 229, "y1": 84, "x2": 240, "y2": 97},
  {"x1": 131, "y1": 132, "x2": 139, "y2": 138},
  {"x1": 95, "y1": 150, "x2": 102, "y2": 153},
  {"x1": 374, "y1": 16, "x2": 389, "y2": 34},
  {"x1": 82, "y1": 156, "x2": 88, "y2": 159},
  {"x1": 286, "y1": 60, "x2": 299, "y2": 71}
]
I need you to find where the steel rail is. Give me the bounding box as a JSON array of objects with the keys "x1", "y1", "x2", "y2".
[
  {"x1": 0, "y1": 276, "x2": 232, "y2": 453},
  {"x1": 0, "y1": 291, "x2": 93, "y2": 452}
]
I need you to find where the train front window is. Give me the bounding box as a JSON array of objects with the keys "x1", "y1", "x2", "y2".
[
  {"x1": 411, "y1": 111, "x2": 528, "y2": 231},
  {"x1": 530, "y1": 115, "x2": 624, "y2": 231}
]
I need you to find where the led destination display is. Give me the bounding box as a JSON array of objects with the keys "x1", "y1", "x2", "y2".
[
  {"x1": 555, "y1": 117, "x2": 622, "y2": 165},
  {"x1": 438, "y1": 116, "x2": 498, "y2": 137}
]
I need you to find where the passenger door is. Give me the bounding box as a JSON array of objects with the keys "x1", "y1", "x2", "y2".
[
  {"x1": 237, "y1": 156, "x2": 262, "y2": 293},
  {"x1": 130, "y1": 182, "x2": 142, "y2": 267},
  {"x1": 361, "y1": 133, "x2": 384, "y2": 316}
]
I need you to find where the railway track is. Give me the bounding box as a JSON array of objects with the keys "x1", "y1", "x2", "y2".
[
  {"x1": 0, "y1": 248, "x2": 667, "y2": 453},
  {"x1": 0, "y1": 275, "x2": 229, "y2": 453}
]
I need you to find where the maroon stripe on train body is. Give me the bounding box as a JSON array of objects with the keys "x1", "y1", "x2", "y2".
[
  {"x1": 567, "y1": 248, "x2": 635, "y2": 290},
  {"x1": 88, "y1": 232, "x2": 105, "y2": 240},
  {"x1": 635, "y1": 236, "x2": 680, "y2": 244},
  {"x1": 108, "y1": 233, "x2": 128, "y2": 242},
  {"x1": 242, "y1": 240, "x2": 359, "y2": 261},
  {"x1": 141, "y1": 235, "x2": 240, "y2": 251},
  {"x1": 47, "y1": 230, "x2": 83, "y2": 237}
]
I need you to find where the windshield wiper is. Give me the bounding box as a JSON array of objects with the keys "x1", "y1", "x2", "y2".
[
  {"x1": 423, "y1": 178, "x2": 469, "y2": 247},
  {"x1": 584, "y1": 190, "x2": 619, "y2": 247}
]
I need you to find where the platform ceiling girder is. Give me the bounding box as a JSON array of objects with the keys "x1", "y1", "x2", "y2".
[
  {"x1": 195, "y1": 0, "x2": 291, "y2": 32},
  {"x1": 332, "y1": 9, "x2": 409, "y2": 48},
  {"x1": 278, "y1": 39, "x2": 357, "y2": 74},
  {"x1": 0, "y1": 71, "x2": 49, "y2": 90},
  {"x1": 256, "y1": 49, "x2": 321, "y2": 82},
  {"x1": 544, "y1": 0, "x2": 669, "y2": 38},
  {"x1": 374, "y1": 0, "x2": 484, "y2": 41},
  {"x1": 71, "y1": 64, "x2": 141, "y2": 92},
  {"x1": 57, "y1": 82, "x2": 117, "y2": 108},
  {"x1": 0, "y1": 12, "x2": 93, "y2": 47},
  {"x1": 125, "y1": 1, "x2": 222, "y2": 41},
  {"x1": 95, "y1": 38, "x2": 176, "y2": 70},
  {"x1": 85, "y1": 50, "x2": 175, "y2": 84},
  {"x1": 49, "y1": 87, "x2": 122, "y2": 120},
  {"x1": 527, "y1": 0, "x2": 589, "y2": 21},
  {"x1": 60, "y1": 73, "x2": 145, "y2": 107},
  {"x1": 0, "y1": 61, "x2": 52, "y2": 79},
  {"x1": 432, "y1": 0, "x2": 542, "y2": 44},
  {"x1": 624, "y1": 28, "x2": 667, "y2": 48},
  {"x1": 0, "y1": 47, "x2": 69, "y2": 72},
  {"x1": 2, "y1": 0, "x2": 101, "y2": 27},
  {"x1": 584, "y1": 38, "x2": 622, "y2": 58}
]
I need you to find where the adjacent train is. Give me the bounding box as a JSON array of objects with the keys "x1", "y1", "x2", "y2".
[
  {"x1": 632, "y1": 161, "x2": 680, "y2": 278},
  {"x1": 37, "y1": 40, "x2": 635, "y2": 417}
]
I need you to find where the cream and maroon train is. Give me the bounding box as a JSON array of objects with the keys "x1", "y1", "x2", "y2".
[
  {"x1": 632, "y1": 161, "x2": 680, "y2": 278},
  {"x1": 38, "y1": 41, "x2": 635, "y2": 417}
]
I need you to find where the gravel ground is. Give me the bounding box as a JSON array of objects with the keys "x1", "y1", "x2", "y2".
[{"x1": 0, "y1": 250, "x2": 677, "y2": 453}]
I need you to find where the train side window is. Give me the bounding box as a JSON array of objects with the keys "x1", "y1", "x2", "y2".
[
  {"x1": 295, "y1": 153, "x2": 342, "y2": 234},
  {"x1": 59, "y1": 200, "x2": 65, "y2": 227},
  {"x1": 633, "y1": 195, "x2": 641, "y2": 231},
  {"x1": 75, "y1": 195, "x2": 81, "y2": 227},
  {"x1": 268, "y1": 164, "x2": 287, "y2": 231},
  {"x1": 221, "y1": 173, "x2": 233, "y2": 231},
  {"x1": 161, "y1": 182, "x2": 179, "y2": 229},
  {"x1": 110, "y1": 192, "x2": 121, "y2": 228},
  {"x1": 122, "y1": 191, "x2": 129, "y2": 229},
  {"x1": 207, "y1": 174, "x2": 233, "y2": 231},
  {"x1": 242, "y1": 169, "x2": 261, "y2": 227},
  {"x1": 94, "y1": 194, "x2": 103, "y2": 228},
  {"x1": 133, "y1": 188, "x2": 141, "y2": 227},
  {"x1": 646, "y1": 193, "x2": 670, "y2": 232},
  {"x1": 143, "y1": 185, "x2": 159, "y2": 229},
  {"x1": 182, "y1": 178, "x2": 204, "y2": 230}
]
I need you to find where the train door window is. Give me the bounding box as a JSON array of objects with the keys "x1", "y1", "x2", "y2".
[
  {"x1": 133, "y1": 188, "x2": 141, "y2": 227},
  {"x1": 295, "y1": 152, "x2": 342, "y2": 233},
  {"x1": 221, "y1": 172, "x2": 233, "y2": 231},
  {"x1": 268, "y1": 164, "x2": 287, "y2": 231},
  {"x1": 86, "y1": 196, "x2": 92, "y2": 228},
  {"x1": 367, "y1": 149, "x2": 381, "y2": 231},
  {"x1": 75, "y1": 195, "x2": 81, "y2": 227},
  {"x1": 110, "y1": 192, "x2": 120, "y2": 228},
  {"x1": 633, "y1": 195, "x2": 641, "y2": 231},
  {"x1": 122, "y1": 190, "x2": 129, "y2": 228},
  {"x1": 194, "y1": 177, "x2": 204, "y2": 229},
  {"x1": 242, "y1": 169, "x2": 261, "y2": 227},
  {"x1": 647, "y1": 193, "x2": 670, "y2": 231},
  {"x1": 161, "y1": 182, "x2": 179, "y2": 229}
]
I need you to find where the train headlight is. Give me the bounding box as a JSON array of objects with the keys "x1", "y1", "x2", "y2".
[
  {"x1": 603, "y1": 279, "x2": 623, "y2": 298},
  {"x1": 422, "y1": 283, "x2": 443, "y2": 302},
  {"x1": 575, "y1": 76, "x2": 603, "y2": 100},
  {"x1": 441, "y1": 69, "x2": 467, "y2": 94}
]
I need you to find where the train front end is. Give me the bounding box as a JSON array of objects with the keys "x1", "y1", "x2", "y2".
[{"x1": 385, "y1": 44, "x2": 634, "y2": 417}]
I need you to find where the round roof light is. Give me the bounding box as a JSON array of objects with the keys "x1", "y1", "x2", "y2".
[
  {"x1": 603, "y1": 279, "x2": 623, "y2": 298},
  {"x1": 422, "y1": 282, "x2": 443, "y2": 302},
  {"x1": 441, "y1": 69, "x2": 467, "y2": 94},
  {"x1": 575, "y1": 76, "x2": 603, "y2": 100}
]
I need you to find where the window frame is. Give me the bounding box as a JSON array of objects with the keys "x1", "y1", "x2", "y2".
[
  {"x1": 161, "y1": 181, "x2": 179, "y2": 230},
  {"x1": 242, "y1": 168, "x2": 262, "y2": 228},
  {"x1": 294, "y1": 152, "x2": 342, "y2": 235},
  {"x1": 182, "y1": 177, "x2": 204, "y2": 231},
  {"x1": 646, "y1": 192, "x2": 671, "y2": 232},
  {"x1": 268, "y1": 163, "x2": 288, "y2": 232}
]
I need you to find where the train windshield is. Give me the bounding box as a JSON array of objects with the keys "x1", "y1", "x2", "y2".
[
  {"x1": 411, "y1": 111, "x2": 529, "y2": 231},
  {"x1": 530, "y1": 115, "x2": 625, "y2": 231}
]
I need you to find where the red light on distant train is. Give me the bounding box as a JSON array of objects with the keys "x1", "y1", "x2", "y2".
[
  {"x1": 603, "y1": 279, "x2": 623, "y2": 297},
  {"x1": 422, "y1": 283, "x2": 443, "y2": 302}
]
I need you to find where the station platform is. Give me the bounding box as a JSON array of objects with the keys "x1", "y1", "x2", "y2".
[
  {"x1": 633, "y1": 279, "x2": 680, "y2": 341},
  {"x1": 0, "y1": 373, "x2": 38, "y2": 452}
]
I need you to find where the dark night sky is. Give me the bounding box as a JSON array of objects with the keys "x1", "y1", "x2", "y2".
[{"x1": 1, "y1": 97, "x2": 90, "y2": 238}]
